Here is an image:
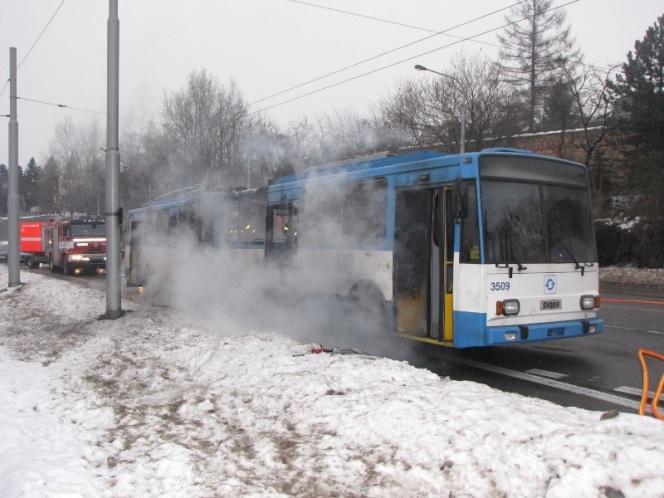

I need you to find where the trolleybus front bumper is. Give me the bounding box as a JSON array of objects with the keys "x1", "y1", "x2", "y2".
[{"x1": 484, "y1": 318, "x2": 603, "y2": 346}]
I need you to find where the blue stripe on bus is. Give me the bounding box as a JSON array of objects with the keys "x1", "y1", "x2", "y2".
[
  {"x1": 453, "y1": 311, "x2": 487, "y2": 348},
  {"x1": 453, "y1": 311, "x2": 604, "y2": 348}
]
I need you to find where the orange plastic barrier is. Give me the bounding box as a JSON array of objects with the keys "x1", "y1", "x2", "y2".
[{"x1": 637, "y1": 348, "x2": 664, "y2": 420}]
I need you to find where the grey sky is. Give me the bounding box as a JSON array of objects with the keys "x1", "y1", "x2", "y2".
[{"x1": 0, "y1": 0, "x2": 661, "y2": 166}]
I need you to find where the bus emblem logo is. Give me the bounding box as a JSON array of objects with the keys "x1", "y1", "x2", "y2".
[{"x1": 544, "y1": 275, "x2": 557, "y2": 294}]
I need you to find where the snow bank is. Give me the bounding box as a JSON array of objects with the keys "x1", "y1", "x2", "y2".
[
  {"x1": 600, "y1": 266, "x2": 664, "y2": 289},
  {"x1": 1, "y1": 266, "x2": 664, "y2": 497}
]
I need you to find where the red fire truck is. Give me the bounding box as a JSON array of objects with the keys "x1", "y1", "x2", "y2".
[
  {"x1": 19, "y1": 217, "x2": 52, "y2": 268},
  {"x1": 46, "y1": 216, "x2": 107, "y2": 274},
  {"x1": 20, "y1": 216, "x2": 107, "y2": 274}
]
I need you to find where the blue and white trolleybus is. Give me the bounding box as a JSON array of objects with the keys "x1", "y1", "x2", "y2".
[{"x1": 265, "y1": 148, "x2": 603, "y2": 348}]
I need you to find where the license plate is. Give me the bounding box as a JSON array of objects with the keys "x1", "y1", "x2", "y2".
[{"x1": 540, "y1": 299, "x2": 561, "y2": 310}]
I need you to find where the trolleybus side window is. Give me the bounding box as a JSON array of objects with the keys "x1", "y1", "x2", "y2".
[
  {"x1": 460, "y1": 183, "x2": 480, "y2": 263},
  {"x1": 299, "y1": 185, "x2": 342, "y2": 248},
  {"x1": 342, "y1": 179, "x2": 387, "y2": 247},
  {"x1": 237, "y1": 199, "x2": 266, "y2": 245},
  {"x1": 394, "y1": 190, "x2": 429, "y2": 294}
]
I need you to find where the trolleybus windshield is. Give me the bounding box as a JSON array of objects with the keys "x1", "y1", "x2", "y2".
[{"x1": 480, "y1": 156, "x2": 596, "y2": 265}]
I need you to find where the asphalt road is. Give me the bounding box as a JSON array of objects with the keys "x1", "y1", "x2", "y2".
[
  {"x1": 407, "y1": 285, "x2": 664, "y2": 414},
  {"x1": 19, "y1": 266, "x2": 664, "y2": 415}
]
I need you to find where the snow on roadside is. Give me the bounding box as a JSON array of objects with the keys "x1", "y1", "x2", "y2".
[
  {"x1": 600, "y1": 266, "x2": 664, "y2": 290},
  {"x1": 1, "y1": 266, "x2": 664, "y2": 497}
]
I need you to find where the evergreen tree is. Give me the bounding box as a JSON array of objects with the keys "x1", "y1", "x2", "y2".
[
  {"x1": 610, "y1": 14, "x2": 664, "y2": 166},
  {"x1": 0, "y1": 164, "x2": 7, "y2": 216},
  {"x1": 17, "y1": 165, "x2": 26, "y2": 213},
  {"x1": 541, "y1": 80, "x2": 578, "y2": 132},
  {"x1": 610, "y1": 14, "x2": 664, "y2": 199},
  {"x1": 498, "y1": 0, "x2": 580, "y2": 131},
  {"x1": 609, "y1": 14, "x2": 664, "y2": 267},
  {"x1": 23, "y1": 157, "x2": 41, "y2": 212}
]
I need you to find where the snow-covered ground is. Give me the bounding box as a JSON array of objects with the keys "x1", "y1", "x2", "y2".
[
  {"x1": 1, "y1": 267, "x2": 664, "y2": 497},
  {"x1": 600, "y1": 266, "x2": 664, "y2": 290}
]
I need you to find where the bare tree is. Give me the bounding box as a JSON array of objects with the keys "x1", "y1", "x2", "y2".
[
  {"x1": 50, "y1": 117, "x2": 104, "y2": 214},
  {"x1": 37, "y1": 156, "x2": 61, "y2": 213},
  {"x1": 564, "y1": 63, "x2": 617, "y2": 210},
  {"x1": 381, "y1": 54, "x2": 522, "y2": 151},
  {"x1": 162, "y1": 70, "x2": 249, "y2": 186},
  {"x1": 498, "y1": 0, "x2": 580, "y2": 131},
  {"x1": 567, "y1": 63, "x2": 617, "y2": 167}
]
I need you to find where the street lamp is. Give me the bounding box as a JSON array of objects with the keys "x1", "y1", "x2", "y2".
[{"x1": 414, "y1": 64, "x2": 466, "y2": 154}]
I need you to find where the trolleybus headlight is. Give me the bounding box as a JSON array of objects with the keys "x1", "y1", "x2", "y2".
[
  {"x1": 497, "y1": 299, "x2": 520, "y2": 316},
  {"x1": 580, "y1": 295, "x2": 595, "y2": 310}
]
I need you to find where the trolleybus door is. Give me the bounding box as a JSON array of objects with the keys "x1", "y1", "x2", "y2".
[
  {"x1": 430, "y1": 187, "x2": 454, "y2": 341},
  {"x1": 394, "y1": 187, "x2": 454, "y2": 343}
]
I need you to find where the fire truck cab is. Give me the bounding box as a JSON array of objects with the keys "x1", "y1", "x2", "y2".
[{"x1": 47, "y1": 216, "x2": 107, "y2": 275}]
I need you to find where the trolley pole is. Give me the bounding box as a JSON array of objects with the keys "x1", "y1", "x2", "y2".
[
  {"x1": 104, "y1": 0, "x2": 123, "y2": 318},
  {"x1": 7, "y1": 47, "x2": 20, "y2": 287}
]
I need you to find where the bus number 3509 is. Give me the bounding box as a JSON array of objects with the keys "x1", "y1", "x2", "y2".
[{"x1": 490, "y1": 281, "x2": 511, "y2": 292}]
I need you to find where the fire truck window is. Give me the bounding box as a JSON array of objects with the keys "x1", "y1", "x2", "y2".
[{"x1": 70, "y1": 222, "x2": 106, "y2": 237}]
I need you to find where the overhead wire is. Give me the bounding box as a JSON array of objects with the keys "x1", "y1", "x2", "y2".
[
  {"x1": 250, "y1": 0, "x2": 579, "y2": 115},
  {"x1": 250, "y1": 0, "x2": 527, "y2": 106},
  {"x1": 0, "y1": 0, "x2": 67, "y2": 100},
  {"x1": 288, "y1": 0, "x2": 500, "y2": 48},
  {"x1": 16, "y1": 96, "x2": 106, "y2": 116}
]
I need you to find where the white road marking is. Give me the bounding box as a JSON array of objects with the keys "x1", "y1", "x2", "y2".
[
  {"x1": 614, "y1": 386, "x2": 654, "y2": 399},
  {"x1": 605, "y1": 325, "x2": 664, "y2": 335},
  {"x1": 457, "y1": 358, "x2": 641, "y2": 411},
  {"x1": 525, "y1": 368, "x2": 568, "y2": 379}
]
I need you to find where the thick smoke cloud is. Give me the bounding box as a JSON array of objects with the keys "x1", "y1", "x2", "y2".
[{"x1": 131, "y1": 169, "x2": 401, "y2": 356}]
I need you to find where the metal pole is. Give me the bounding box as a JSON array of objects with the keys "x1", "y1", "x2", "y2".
[
  {"x1": 104, "y1": 0, "x2": 123, "y2": 318},
  {"x1": 459, "y1": 106, "x2": 466, "y2": 155},
  {"x1": 7, "y1": 47, "x2": 20, "y2": 287}
]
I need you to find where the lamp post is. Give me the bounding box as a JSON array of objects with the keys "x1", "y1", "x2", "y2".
[{"x1": 414, "y1": 64, "x2": 466, "y2": 154}]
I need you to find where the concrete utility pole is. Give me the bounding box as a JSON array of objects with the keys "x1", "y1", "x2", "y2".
[
  {"x1": 7, "y1": 47, "x2": 20, "y2": 287},
  {"x1": 104, "y1": 0, "x2": 123, "y2": 318}
]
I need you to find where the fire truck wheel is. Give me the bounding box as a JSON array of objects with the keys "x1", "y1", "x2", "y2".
[
  {"x1": 27, "y1": 258, "x2": 39, "y2": 269},
  {"x1": 49, "y1": 256, "x2": 56, "y2": 273}
]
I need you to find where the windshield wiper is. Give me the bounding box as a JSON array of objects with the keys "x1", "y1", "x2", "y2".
[
  {"x1": 558, "y1": 241, "x2": 592, "y2": 276},
  {"x1": 495, "y1": 261, "x2": 527, "y2": 278}
]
